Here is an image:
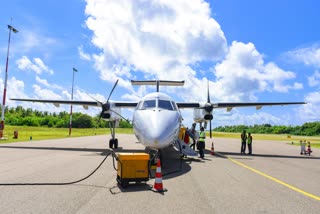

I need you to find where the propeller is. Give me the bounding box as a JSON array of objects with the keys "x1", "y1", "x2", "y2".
[
  {"x1": 206, "y1": 81, "x2": 213, "y2": 138},
  {"x1": 98, "y1": 79, "x2": 119, "y2": 122},
  {"x1": 87, "y1": 79, "x2": 119, "y2": 124}
]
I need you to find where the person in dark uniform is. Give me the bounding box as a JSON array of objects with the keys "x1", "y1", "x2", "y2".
[
  {"x1": 240, "y1": 130, "x2": 247, "y2": 154},
  {"x1": 198, "y1": 127, "x2": 206, "y2": 159},
  {"x1": 247, "y1": 132, "x2": 252, "y2": 155},
  {"x1": 189, "y1": 123, "x2": 197, "y2": 150}
]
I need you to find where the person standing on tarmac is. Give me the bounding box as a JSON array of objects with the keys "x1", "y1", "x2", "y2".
[
  {"x1": 198, "y1": 126, "x2": 206, "y2": 159},
  {"x1": 247, "y1": 132, "x2": 253, "y2": 155},
  {"x1": 241, "y1": 130, "x2": 247, "y2": 154},
  {"x1": 300, "y1": 140, "x2": 306, "y2": 155},
  {"x1": 189, "y1": 123, "x2": 197, "y2": 150},
  {"x1": 307, "y1": 141, "x2": 312, "y2": 155}
]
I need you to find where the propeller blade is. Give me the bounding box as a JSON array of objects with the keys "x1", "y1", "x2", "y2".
[
  {"x1": 98, "y1": 111, "x2": 103, "y2": 123},
  {"x1": 109, "y1": 109, "x2": 131, "y2": 123},
  {"x1": 87, "y1": 93, "x2": 103, "y2": 106},
  {"x1": 207, "y1": 80, "x2": 211, "y2": 103},
  {"x1": 210, "y1": 119, "x2": 212, "y2": 138},
  {"x1": 107, "y1": 79, "x2": 119, "y2": 102}
]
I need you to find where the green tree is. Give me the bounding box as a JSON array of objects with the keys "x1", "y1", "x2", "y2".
[{"x1": 73, "y1": 113, "x2": 94, "y2": 128}]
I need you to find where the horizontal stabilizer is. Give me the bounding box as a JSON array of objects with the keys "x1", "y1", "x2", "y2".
[
  {"x1": 131, "y1": 80, "x2": 185, "y2": 92},
  {"x1": 131, "y1": 80, "x2": 184, "y2": 86}
]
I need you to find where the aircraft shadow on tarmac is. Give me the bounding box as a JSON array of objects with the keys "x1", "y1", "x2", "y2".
[
  {"x1": 0, "y1": 145, "x2": 203, "y2": 180},
  {"x1": 215, "y1": 151, "x2": 320, "y2": 160}
]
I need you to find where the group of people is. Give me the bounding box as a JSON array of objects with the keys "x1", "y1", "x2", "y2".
[
  {"x1": 184, "y1": 127, "x2": 314, "y2": 158},
  {"x1": 240, "y1": 130, "x2": 253, "y2": 155},
  {"x1": 186, "y1": 125, "x2": 254, "y2": 158},
  {"x1": 300, "y1": 140, "x2": 312, "y2": 155},
  {"x1": 185, "y1": 123, "x2": 206, "y2": 159}
]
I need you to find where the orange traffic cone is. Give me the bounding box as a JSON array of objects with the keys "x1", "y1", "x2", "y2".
[
  {"x1": 210, "y1": 142, "x2": 215, "y2": 155},
  {"x1": 151, "y1": 159, "x2": 167, "y2": 192}
]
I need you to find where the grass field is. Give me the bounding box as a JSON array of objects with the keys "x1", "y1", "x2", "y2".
[
  {"x1": 212, "y1": 132, "x2": 320, "y2": 148},
  {"x1": 0, "y1": 126, "x2": 133, "y2": 143},
  {"x1": 1, "y1": 126, "x2": 319, "y2": 148}
]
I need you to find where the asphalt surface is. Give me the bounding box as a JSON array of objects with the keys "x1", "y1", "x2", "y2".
[{"x1": 0, "y1": 134, "x2": 319, "y2": 214}]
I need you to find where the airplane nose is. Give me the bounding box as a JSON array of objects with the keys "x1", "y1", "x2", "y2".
[
  {"x1": 147, "y1": 113, "x2": 169, "y2": 137},
  {"x1": 137, "y1": 110, "x2": 180, "y2": 148}
]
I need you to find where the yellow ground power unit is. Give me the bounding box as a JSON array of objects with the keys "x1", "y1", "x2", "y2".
[{"x1": 116, "y1": 153, "x2": 150, "y2": 187}]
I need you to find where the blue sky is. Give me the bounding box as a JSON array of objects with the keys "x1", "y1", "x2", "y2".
[{"x1": 0, "y1": 0, "x2": 319, "y2": 128}]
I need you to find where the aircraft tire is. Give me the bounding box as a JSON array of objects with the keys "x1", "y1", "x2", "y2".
[
  {"x1": 114, "y1": 139, "x2": 118, "y2": 149},
  {"x1": 109, "y1": 139, "x2": 114, "y2": 149}
]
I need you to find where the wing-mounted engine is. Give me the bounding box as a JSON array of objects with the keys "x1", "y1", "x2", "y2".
[
  {"x1": 101, "y1": 103, "x2": 122, "y2": 121},
  {"x1": 96, "y1": 80, "x2": 126, "y2": 148},
  {"x1": 193, "y1": 81, "x2": 214, "y2": 138},
  {"x1": 193, "y1": 105, "x2": 213, "y2": 123}
]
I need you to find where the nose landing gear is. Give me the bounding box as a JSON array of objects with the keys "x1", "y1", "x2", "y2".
[{"x1": 109, "y1": 121, "x2": 118, "y2": 149}]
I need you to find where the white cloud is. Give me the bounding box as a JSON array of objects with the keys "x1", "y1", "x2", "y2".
[
  {"x1": 35, "y1": 76, "x2": 63, "y2": 90},
  {"x1": 16, "y1": 56, "x2": 54, "y2": 75},
  {"x1": 78, "y1": 46, "x2": 91, "y2": 61},
  {"x1": 1, "y1": 77, "x2": 26, "y2": 106},
  {"x1": 213, "y1": 41, "x2": 303, "y2": 102},
  {"x1": 214, "y1": 110, "x2": 287, "y2": 127},
  {"x1": 14, "y1": 30, "x2": 57, "y2": 54},
  {"x1": 287, "y1": 45, "x2": 320, "y2": 68},
  {"x1": 32, "y1": 85, "x2": 62, "y2": 100},
  {"x1": 297, "y1": 92, "x2": 320, "y2": 121},
  {"x1": 85, "y1": 0, "x2": 227, "y2": 86},
  {"x1": 82, "y1": 1, "x2": 305, "y2": 127},
  {"x1": 182, "y1": 108, "x2": 295, "y2": 129},
  {"x1": 307, "y1": 70, "x2": 320, "y2": 87}
]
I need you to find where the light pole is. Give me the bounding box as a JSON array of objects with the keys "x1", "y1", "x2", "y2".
[
  {"x1": 69, "y1": 68, "x2": 78, "y2": 136},
  {"x1": 0, "y1": 24, "x2": 18, "y2": 139}
]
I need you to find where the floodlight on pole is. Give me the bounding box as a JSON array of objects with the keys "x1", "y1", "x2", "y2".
[
  {"x1": 69, "y1": 68, "x2": 78, "y2": 136},
  {"x1": 0, "y1": 24, "x2": 18, "y2": 139}
]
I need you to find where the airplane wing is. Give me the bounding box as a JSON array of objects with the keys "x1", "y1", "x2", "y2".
[
  {"x1": 177, "y1": 102, "x2": 306, "y2": 110},
  {"x1": 10, "y1": 98, "x2": 138, "y2": 108},
  {"x1": 12, "y1": 98, "x2": 305, "y2": 110}
]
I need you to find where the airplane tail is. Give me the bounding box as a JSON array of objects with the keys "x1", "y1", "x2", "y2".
[{"x1": 131, "y1": 80, "x2": 184, "y2": 92}]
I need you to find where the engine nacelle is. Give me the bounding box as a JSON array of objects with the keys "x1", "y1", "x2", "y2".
[
  {"x1": 193, "y1": 109, "x2": 213, "y2": 123},
  {"x1": 101, "y1": 107, "x2": 122, "y2": 121},
  {"x1": 204, "y1": 114, "x2": 213, "y2": 120}
]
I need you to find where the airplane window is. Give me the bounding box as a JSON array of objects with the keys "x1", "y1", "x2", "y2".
[
  {"x1": 141, "y1": 100, "x2": 156, "y2": 109},
  {"x1": 158, "y1": 100, "x2": 174, "y2": 110}
]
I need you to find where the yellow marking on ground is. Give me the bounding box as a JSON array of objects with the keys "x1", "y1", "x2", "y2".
[{"x1": 215, "y1": 152, "x2": 320, "y2": 201}]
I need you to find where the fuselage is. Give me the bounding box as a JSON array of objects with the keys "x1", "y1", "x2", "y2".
[{"x1": 132, "y1": 92, "x2": 182, "y2": 149}]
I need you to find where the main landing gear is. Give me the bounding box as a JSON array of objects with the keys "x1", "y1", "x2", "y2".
[{"x1": 109, "y1": 121, "x2": 118, "y2": 149}]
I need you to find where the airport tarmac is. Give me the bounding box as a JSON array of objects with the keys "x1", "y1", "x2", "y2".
[{"x1": 0, "y1": 134, "x2": 319, "y2": 214}]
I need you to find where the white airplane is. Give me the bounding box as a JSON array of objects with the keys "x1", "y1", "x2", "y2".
[{"x1": 11, "y1": 80, "x2": 306, "y2": 156}]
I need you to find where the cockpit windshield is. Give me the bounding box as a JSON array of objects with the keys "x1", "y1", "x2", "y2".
[
  {"x1": 158, "y1": 100, "x2": 173, "y2": 110},
  {"x1": 141, "y1": 100, "x2": 156, "y2": 109},
  {"x1": 138, "y1": 98, "x2": 177, "y2": 111}
]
